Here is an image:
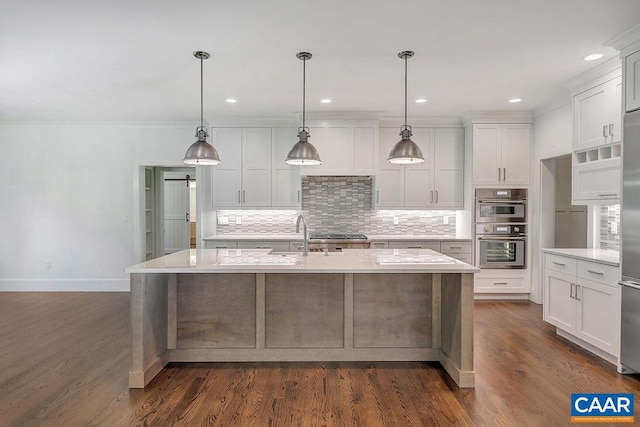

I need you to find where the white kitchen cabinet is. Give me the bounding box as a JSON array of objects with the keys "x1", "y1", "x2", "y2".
[
  {"x1": 388, "y1": 241, "x2": 441, "y2": 251},
  {"x1": 474, "y1": 273, "x2": 527, "y2": 293},
  {"x1": 211, "y1": 128, "x2": 272, "y2": 208},
  {"x1": 440, "y1": 241, "x2": 473, "y2": 264},
  {"x1": 376, "y1": 127, "x2": 464, "y2": 209},
  {"x1": 625, "y1": 50, "x2": 640, "y2": 112},
  {"x1": 203, "y1": 240, "x2": 238, "y2": 249},
  {"x1": 573, "y1": 76, "x2": 622, "y2": 151},
  {"x1": 300, "y1": 121, "x2": 377, "y2": 176},
  {"x1": 236, "y1": 241, "x2": 291, "y2": 252},
  {"x1": 571, "y1": 72, "x2": 622, "y2": 204},
  {"x1": 272, "y1": 128, "x2": 301, "y2": 208},
  {"x1": 543, "y1": 251, "x2": 620, "y2": 360},
  {"x1": 472, "y1": 124, "x2": 531, "y2": 186}
]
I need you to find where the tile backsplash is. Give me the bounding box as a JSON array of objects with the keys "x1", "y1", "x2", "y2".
[
  {"x1": 216, "y1": 176, "x2": 457, "y2": 236},
  {"x1": 600, "y1": 204, "x2": 620, "y2": 251}
]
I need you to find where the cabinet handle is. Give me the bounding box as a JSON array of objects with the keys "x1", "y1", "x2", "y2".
[
  {"x1": 576, "y1": 284, "x2": 581, "y2": 301},
  {"x1": 376, "y1": 190, "x2": 380, "y2": 203},
  {"x1": 435, "y1": 190, "x2": 439, "y2": 203},
  {"x1": 493, "y1": 282, "x2": 508, "y2": 286},
  {"x1": 297, "y1": 190, "x2": 300, "y2": 203},
  {"x1": 503, "y1": 168, "x2": 506, "y2": 182},
  {"x1": 603, "y1": 125, "x2": 608, "y2": 137},
  {"x1": 185, "y1": 212, "x2": 189, "y2": 222},
  {"x1": 598, "y1": 193, "x2": 617, "y2": 197},
  {"x1": 587, "y1": 269, "x2": 604, "y2": 276},
  {"x1": 498, "y1": 167, "x2": 501, "y2": 182},
  {"x1": 430, "y1": 191, "x2": 434, "y2": 203},
  {"x1": 408, "y1": 246, "x2": 422, "y2": 249},
  {"x1": 243, "y1": 190, "x2": 246, "y2": 203},
  {"x1": 609, "y1": 123, "x2": 614, "y2": 137},
  {"x1": 238, "y1": 190, "x2": 241, "y2": 203},
  {"x1": 570, "y1": 283, "x2": 575, "y2": 299},
  {"x1": 449, "y1": 246, "x2": 462, "y2": 249},
  {"x1": 552, "y1": 261, "x2": 566, "y2": 266}
]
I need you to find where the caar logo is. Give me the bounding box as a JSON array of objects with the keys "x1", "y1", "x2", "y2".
[{"x1": 571, "y1": 393, "x2": 634, "y2": 423}]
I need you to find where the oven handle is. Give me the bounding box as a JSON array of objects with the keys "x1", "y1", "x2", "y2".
[
  {"x1": 476, "y1": 236, "x2": 526, "y2": 241},
  {"x1": 476, "y1": 199, "x2": 526, "y2": 204}
]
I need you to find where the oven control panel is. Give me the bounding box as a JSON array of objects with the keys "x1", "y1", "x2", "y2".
[{"x1": 475, "y1": 224, "x2": 526, "y2": 236}]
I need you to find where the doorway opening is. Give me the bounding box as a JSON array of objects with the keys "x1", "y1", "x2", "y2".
[{"x1": 142, "y1": 167, "x2": 197, "y2": 260}]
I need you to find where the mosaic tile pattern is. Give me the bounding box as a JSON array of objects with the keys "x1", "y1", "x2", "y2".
[
  {"x1": 600, "y1": 204, "x2": 620, "y2": 251},
  {"x1": 216, "y1": 176, "x2": 457, "y2": 236}
]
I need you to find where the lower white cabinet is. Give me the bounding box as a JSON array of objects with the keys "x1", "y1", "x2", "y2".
[
  {"x1": 543, "y1": 251, "x2": 620, "y2": 359},
  {"x1": 376, "y1": 240, "x2": 472, "y2": 263},
  {"x1": 203, "y1": 240, "x2": 238, "y2": 249},
  {"x1": 236, "y1": 241, "x2": 291, "y2": 252},
  {"x1": 388, "y1": 241, "x2": 440, "y2": 251},
  {"x1": 474, "y1": 271, "x2": 527, "y2": 294}
]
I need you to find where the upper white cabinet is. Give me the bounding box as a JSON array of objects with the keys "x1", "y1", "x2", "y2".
[
  {"x1": 573, "y1": 76, "x2": 622, "y2": 151},
  {"x1": 472, "y1": 124, "x2": 531, "y2": 186},
  {"x1": 625, "y1": 50, "x2": 640, "y2": 112},
  {"x1": 568, "y1": 66, "x2": 622, "y2": 204},
  {"x1": 300, "y1": 120, "x2": 377, "y2": 176},
  {"x1": 271, "y1": 128, "x2": 301, "y2": 208},
  {"x1": 376, "y1": 127, "x2": 464, "y2": 209},
  {"x1": 211, "y1": 128, "x2": 272, "y2": 208}
]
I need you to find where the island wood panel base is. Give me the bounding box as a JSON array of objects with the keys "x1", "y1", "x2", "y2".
[{"x1": 129, "y1": 272, "x2": 475, "y2": 388}]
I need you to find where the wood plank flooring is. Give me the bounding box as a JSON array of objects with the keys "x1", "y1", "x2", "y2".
[{"x1": 1, "y1": 293, "x2": 639, "y2": 426}]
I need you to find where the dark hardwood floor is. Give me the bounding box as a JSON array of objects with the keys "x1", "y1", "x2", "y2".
[{"x1": 1, "y1": 292, "x2": 639, "y2": 426}]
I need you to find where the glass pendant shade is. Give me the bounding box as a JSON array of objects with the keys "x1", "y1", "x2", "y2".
[
  {"x1": 184, "y1": 127, "x2": 221, "y2": 165},
  {"x1": 388, "y1": 125, "x2": 424, "y2": 164},
  {"x1": 388, "y1": 50, "x2": 424, "y2": 164},
  {"x1": 285, "y1": 128, "x2": 321, "y2": 165}
]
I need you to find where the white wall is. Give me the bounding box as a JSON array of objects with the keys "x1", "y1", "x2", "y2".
[
  {"x1": 0, "y1": 122, "x2": 198, "y2": 291},
  {"x1": 530, "y1": 103, "x2": 573, "y2": 302}
]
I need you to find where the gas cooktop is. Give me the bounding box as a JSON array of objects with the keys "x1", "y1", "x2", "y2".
[{"x1": 309, "y1": 233, "x2": 368, "y2": 240}]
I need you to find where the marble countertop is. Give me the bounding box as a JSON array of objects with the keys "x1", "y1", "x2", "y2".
[
  {"x1": 541, "y1": 248, "x2": 620, "y2": 266},
  {"x1": 202, "y1": 234, "x2": 472, "y2": 242},
  {"x1": 127, "y1": 248, "x2": 480, "y2": 274}
]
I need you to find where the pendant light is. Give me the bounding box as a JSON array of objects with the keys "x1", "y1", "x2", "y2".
[
  {"x1": 183, "y1": 51, "x2": 221, "y2": 166},
  {"x1": 285, "y1": 52, "x2": 321, "y2": 166},
  {"x1": 388, "y1": 50, "x2": 424, "y2": 164}
]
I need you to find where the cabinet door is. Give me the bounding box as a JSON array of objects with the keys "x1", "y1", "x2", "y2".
[
  {"x1": 212, "y1": 128, "x2": 242, "y2": 207},
  {"x1": 404, "y1": 128, "x2": 434, "y2": 208},
  {"x1": 301, "y1": 126, "x2": 350, "y2": 175},
  {"x1": 576, "y1": 278, "x2": 620, "y2": 356},
  {"x1": 472, "y1": 124, "x2": 501, "y2": 185},
  {"x1": 376, "y1": 128, "x2": 404, "y2": 207},
  {"x1": 242, "y1": 128, "x2": 272, "y2": 207},
  {"x1": 543, "y1": 270, "x2": 577, "y2": 333},
  {"x1": 571, "y1": 157, "x2": 621, "y2": 202},
  {"x1": 574, "y1": 83, "x2": 610, "y2": 151},
  {"x1": 353, "y1": 127, "x2": 376, "y2": 173},
  {"x1": 501, "y1": 124, "x2": 531, "y2": 185},
  {"x1": 609, "y1": 76, "x2": 622, "y2": 144},
  {"x1": 625, "y1": 50, "x2": 640, "y2": 113},
  {"x1": 433, "y1": 128, "x2": 464, "y2": 208},
  {"x1": 272, "y1": 128, "x2": 301, "y2": 207}
]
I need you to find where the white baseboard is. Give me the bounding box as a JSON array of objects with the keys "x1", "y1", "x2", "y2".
[
  {"x1": 474, "y1": 294, "x2": 530, "y2": 300},
  {"x1": 0, "y1": 279, "x2": 130, "y2": 292}
]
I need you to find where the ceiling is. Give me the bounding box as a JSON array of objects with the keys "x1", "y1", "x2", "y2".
[{"x1": 2, "y1": 0, "x2": 640, "y2": 122}]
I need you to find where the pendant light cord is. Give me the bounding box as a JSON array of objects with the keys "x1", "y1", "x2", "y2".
[
  {"x1": 404, "y1": 54, "x2": 408, "y2": 128},
  {"x1": 200, "y1": 54, "x2": 204, "y2": 128},
  {"x1": 302, "y1": 56, "x2": 306, "y2": 130}
]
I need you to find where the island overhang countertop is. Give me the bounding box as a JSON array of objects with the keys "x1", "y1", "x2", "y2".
[
  {"x1": 127, "y1": 248, "x2": 478, "y2": 390},
  {"x1": 127, "y1": 248, "x2": 480, "y2": 274}
]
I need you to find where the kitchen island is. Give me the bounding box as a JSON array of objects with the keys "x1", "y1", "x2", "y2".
[{"x1": 127, "y1": 248, "x2": 479, "y2": 388}]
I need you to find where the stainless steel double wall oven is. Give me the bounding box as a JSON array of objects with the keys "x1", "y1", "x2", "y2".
[{"x1": 475, "y1": 188, "x2": 527, "y2": 269}]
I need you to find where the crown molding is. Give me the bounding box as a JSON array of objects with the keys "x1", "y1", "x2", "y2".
[
  {"x1": 461, "y1": 111, "x2": 534, "y2": 127},
  {"x1": 533, "y1": 94, "x2": 572, "y2": 118},
  {"x1": 563, "y1": 57, "x2": 621, "y2": 94},
  {"x1": 378, "y1": 116, "x2": 463, "y2": 128},
  {"x1": 0, "y1": 120, "x2": 199, "y2": 128},
  {"x1": 605, "y1": 23, "x2": 640, "y2": 56}
]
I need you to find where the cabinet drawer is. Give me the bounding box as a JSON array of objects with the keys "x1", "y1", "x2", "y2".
[
  {"x1": 449, "y1": 254, "x2": 472, "y2": 264},
  {"x1": 545, "y1": 253, "x2": 577, "y2": 276},
  {"x1": 440, "y1": 241, "x2": 472, "y2": 254},
  {"x1": 205, "y1": 241, "x2": 238, "y2": 249},
  {"x1": 370, "y1": 241, "x2": 389, "y2": 249},
  {"x1": 475, "y1": 277, "x2": 526, "y2": 292},
  {"x1": 388, "y1": 241, "x2": 440, "y2": 250},
  {"x1": 577, "y1": 260, "x2": 619, "y2": 285}
]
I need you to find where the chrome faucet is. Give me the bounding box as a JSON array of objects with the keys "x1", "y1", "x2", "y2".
[{"x1": 295, "y1": 214, "x2": 308, "y2": 256}]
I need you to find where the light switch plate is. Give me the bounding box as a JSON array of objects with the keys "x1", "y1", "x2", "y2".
[
  {"x1": 393, "y1": 216, "x2": 399, "y2": 225},
  {"x1": 217, "y1": 216, "x2": 229, "y2": 225},
  {"x1": 611, "y1": 222, "x2": 618, "y2": 234},
  {"x1": 236, "y1": 216, "x2": 242, "y2": 225}
]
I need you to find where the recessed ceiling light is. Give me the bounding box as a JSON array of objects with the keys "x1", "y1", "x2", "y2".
[
  {"x1": 415, "y1": 98, "x2": 427, "y2": 103},
  {"x1": 225, "y1": 98, "x2": 237, "y2": 103},
  {"x1": 320, "y1": 98, "x2": 332, "y2": 104},
  {"x1": 509, "y1": 98, "x2": 522, "y2": 103},
  {"x1": 583, "y1": 53, "x2": 603, "y2": 61}
]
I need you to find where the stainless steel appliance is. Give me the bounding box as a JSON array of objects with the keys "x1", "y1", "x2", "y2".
[
  {"x1": 475, "y1": 224, "x2": 526, "y2": 269},
  {"x1": 475, "y1": 188, "x2": 527, "y2": 223},
  {"x1": 308, "y1": 233, "x2": 370, "y2": 252},
  {"x1": 620, "y1": 109, "x2": 640, "y2": 373}
]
